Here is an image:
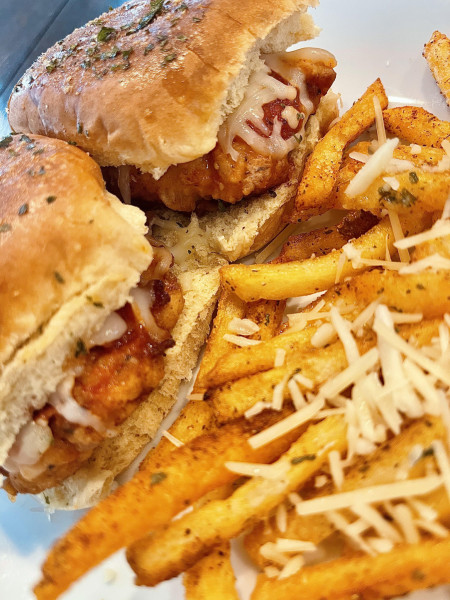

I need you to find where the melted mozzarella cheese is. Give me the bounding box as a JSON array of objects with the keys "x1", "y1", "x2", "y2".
[
  {"x1": 4, "y1": 421, "x2": 53, "y2": 474},
  {"x1": 49, "y1": 375, "x2": 106, "y2": 432},
  {"x1": 89, "y1": 312, "x2": 128, "y2": 347},
  {"x1": 218, "y1": 51, "x2": 314, "y2": 161}
]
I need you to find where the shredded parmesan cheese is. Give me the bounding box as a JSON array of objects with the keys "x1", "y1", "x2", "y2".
[
  {"x1": 259, "y1": 542, "x2": 290, "y2": 566},
  {"x1": 373, "y1": 96, "x2": 387, "y2": 145},
  {"x1": 441, "y1": 139, "x2": 450, "y2": 158},
  {"x1": 188, "y1": 392, "x2": 205, "y2": 401},
  {"x1": 228, "y1": 317, "x2": 260, "y2": 336},
  {"x1": 278, "y1": 555, "x2": 305, "y2": 580},
  {"x1": 415, "y1": 518, "x2": 449, "y2": 538},
  {"x1": 275, "y1": 502, "x2": 288, "y2": 533},
  {"x1": 395, "y1": 220, "x2": 450, "y2": 250},
  {"x1": 288, "y1": 377, "x2": 307, "y2": 410},
  {"x1": 328, "y1": 450, "x2": 344, "y2": 489},
  {"x1": 223, "y1": 334, "x2": 261, "y2": 347},
  {"x1": 293, "y1": 373, "x2": 314, "y2": 389},
  {"x1": 264, "y1": 566, "x2": 280, "y2": 579},
  {"x1": 388, "y1": 211, "x2": 410, "y2": 263},
  {"x1": 225, "y1": 461, "x2": 289, "y2": 480},
  {"x1": 161, "y1": 431, "x2": 184, "y2": 448},
  {"x1": 330, "y1": 307, "x2": 360, "y2": 364},
  {"x1": 295, "y1": 476, "x2": 443, "y2": 516},
  {"x1": 248, "y1": 396, "x2": 325, "y2": 449},
  {"x1": 389, "y1": 502, "x2": 419, "y2": 544},
  {"x1": 274, "y1": 348, "x2": 286, "y2": 368},
  {"x1": 351, "y1": 503, "x2": 402, "y2": 543},
  {"x1": 318, "y1": 348, "x2": 380, "y2": 400},
  {"x1": 431, "y1": 440, "x2": 450, "y2": 504},
  {"x1": 311, "y1": 323, "x2": 336, "y2": 348},
  {"x1": 245, "y1": 401, "x2": 272, "y2": 419},
  {"x1": 275, "y1": 538, "x2": 317, "y2": 553},
  {"x1": 383, "y1": 177, "x2": 400, "y2": 191},
  {"x1": 315, "y1": 475, "x2": 328, "y2": 488},
  {"x1": 345, "y1": 138, "x2": 399, "y2": 198},
  {"x1": 349, "y1": 151, "x2": 369, "y2": 163},
  {"x1": 373, "y1": 315, "x2": 450, "y2": 386},
  {"x1": 272, "y1": 374, "x2": 290, "y2": 411}
]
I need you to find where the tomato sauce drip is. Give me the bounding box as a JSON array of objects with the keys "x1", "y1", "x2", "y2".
[{"x1": 247, "y1": 71, "x2": 304, "y2": 140}]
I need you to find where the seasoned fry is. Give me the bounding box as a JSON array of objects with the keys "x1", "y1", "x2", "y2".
[
  {"x1": 220, "y1": 213, "x2": 432, "y2": 302},
  {"x1": 251, "y1": 538, "x2": 450, "y2": 600},
  {"x1": 245, "y1": 299, "x2": 286, "y2": 341},
  {"x1": 291, "y1": 79, "x2": 388, "y2": 217},
  {"x1": 245, "y1": 416, "x2": 446, "y2": 567},
  {"x1": 139, "y1": 401, "x2": 215, "y2": 471},
  {"x1": 194, "y1": 289, "x2": 246, "y2": 391},
  {"x1": 412, "y1": 232, "x2": 450, "y2": 261},
  {"x1": 207, "y1": 341, "x2": 352, "y2": 421},
  {"x1": 423, "y1": 30, "x2": 450, "y2": 106},
  {"x1": 184, "y1": 543, "x2": 240, "y2": 600},
  {"x1": 127, "y1": 416, "x2": 347, "y2": 586},
  {"x1": 34, "y1": 409, "x2": 298, "y2": 600},
  {"x1": 333, "y1": 144, "x2": 450, "y2": 215},
  {"x1": 207, "y1": 268, "x2": 450, "y2": 388},
  {"x1": 207, "y1": 319, "x2": 440, "y2": 421},
  {"x1": 275, "y1": 211, "x2": 378, "y2": 263},
  {"x1": 383, "y1": 106, "x2": 450, "y2": 148},
  {"x1": 206, "y1": 327, "x2": 317, "y2": 390}
]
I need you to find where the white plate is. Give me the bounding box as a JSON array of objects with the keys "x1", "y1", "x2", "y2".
[{"x1": 1, "y1": 1, "x2": 449, "y2": 598}]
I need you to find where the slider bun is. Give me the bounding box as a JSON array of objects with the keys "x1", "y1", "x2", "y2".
[
  {"x1": 0, "y1": 134, "x2": 152, "y2": 468},
  {"x1": 8, "y1": 0, "x2": 318, "y2": 179}
]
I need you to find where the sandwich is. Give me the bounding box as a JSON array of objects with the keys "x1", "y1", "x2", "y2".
[
  {"x1": 4, "y1": 0, "x2": 340, "y2": 508},
  {"x1": 8, "y1": 0, "x2": 338, "y2": 255},
  {"x1": 0, "y1": 133, "x2": 185, "y2": 505}
]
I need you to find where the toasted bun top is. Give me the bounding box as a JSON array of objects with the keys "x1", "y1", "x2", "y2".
[
  {"x1": 8, "y1": 0, "x2": 317, "y2": 177},
  {"x1": 0, "y1": 133, "x2": 152, "y2": 370}
]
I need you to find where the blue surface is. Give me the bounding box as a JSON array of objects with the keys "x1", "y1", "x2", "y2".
[{"x1": 0, "y1": 0, "x2": 123, "y2": 137}]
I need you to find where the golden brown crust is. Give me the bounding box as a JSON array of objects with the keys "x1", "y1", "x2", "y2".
[
  {"x1": 8, "y1": 0, "x2": 314, "y2": 174},
  {"x1": 0, "y1": 134, "x2": 115, "y2": 365}
]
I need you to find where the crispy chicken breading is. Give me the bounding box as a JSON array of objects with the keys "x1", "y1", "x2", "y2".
[{"x1": 109, "y1": 59, "x2": 336, "y2": 211}]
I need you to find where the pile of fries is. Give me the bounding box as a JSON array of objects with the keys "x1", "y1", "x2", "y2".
[{"x1": 34, "y1": 32, "x2": 450, "y2": 600}]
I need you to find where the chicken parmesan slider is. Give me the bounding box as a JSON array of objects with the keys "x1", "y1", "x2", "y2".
[
  {"x1": 0, "y1": 134, "x2": 183, "y2": 502},
  {"x1": 8, "y1": 0, "x2": 337, "y2": 218}
]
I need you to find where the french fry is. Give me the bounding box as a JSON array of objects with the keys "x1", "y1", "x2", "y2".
[
  {"x1": 139, "y1": 400, "x2": 215, "y2": 471},
  {"x1": 184, "y1": 543, "x2": 240, "y2": 600},
  {"x1": 245, "y1": 299, "x2": 286, "y2": 341},
  {"x1": 423, "y1": 30, "x2": 450, "y2": 106},
  {"x1": 291, "y1": 79, "x2": 388, "y2": 217},
  {"x1": 412, "y1": 232, "x2": 450, "y2": 261},
  {"x1": 333, "y1": 144, "x2": 450, "y2": 215},
  {"x1": 34, "y1": 408, "x2": 299, "y2": 600},
  {"x1": 207, "y1": 341, "x2": 352, "y2": 422},
  {"x1": 207, "y1": 319, "x2": 440, "y2": 422},
  {"x1": 221, "y1": 217, "x2": 398, "y2": 302},
  {"x1": 206, "y1": 327, "x2": 317, "y2": 390},
  {"x1": 126, "y1": 416, "x2": 348, "y2": 586},
  {"x1": 207, "y1": 268, "x2": 450, "y2": 389},
  {"x1": 194, "y1": 288, "x2": 246, "y2": 391},
  {"x1": 251, "y1": 538, "x2": 450, "y2": 600},
  {"x1": 383, "y1": 106, "x2": 450, "y2": 148},
  {"x1": 245, "y1": 416, "x2": 446, "y2": 567},
  {"x1": 275, "y1": 211, "x2": 378, "y2": 263}
]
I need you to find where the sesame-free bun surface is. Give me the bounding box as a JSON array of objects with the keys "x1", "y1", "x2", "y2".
[
  {"x1": 8, "y1": 0, "x2": 318, "y2": 178},
  {"x1": 0, "y1": 134, "x2": 152, "y2": 468}
]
